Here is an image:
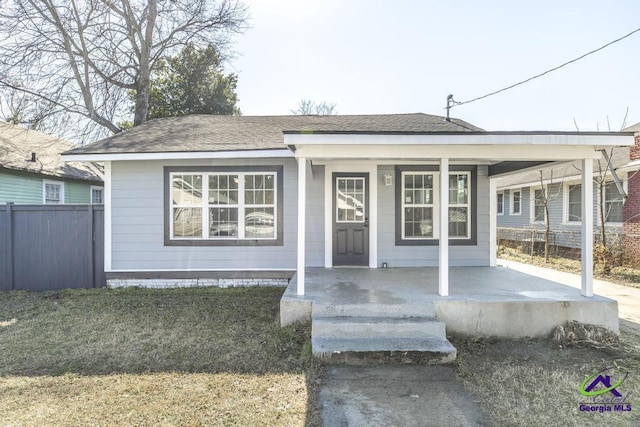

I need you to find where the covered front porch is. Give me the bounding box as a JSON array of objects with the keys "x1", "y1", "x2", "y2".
[{"x1": 280, "y1": 266, "x2": 618, "y2": 338}]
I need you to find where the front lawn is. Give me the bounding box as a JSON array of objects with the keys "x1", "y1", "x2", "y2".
[{"x1": 0, "y1": 287, "x2": 319, "y2": 426}]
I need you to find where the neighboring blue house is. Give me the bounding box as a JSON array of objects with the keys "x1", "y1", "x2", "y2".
[
  {"x1": 496, "y1": 123, "x2": 640, "y2": 253},
  {"x1": 0, "y1": 122, "x2": 103, "y2": 204}
]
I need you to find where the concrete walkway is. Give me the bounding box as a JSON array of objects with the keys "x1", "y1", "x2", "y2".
[
  {"x1": 319, "y1": 366, "x2": 493, "y2": 427},
  {"x1": 498, "y1": 259, "x2": 640, "y2": 326}
]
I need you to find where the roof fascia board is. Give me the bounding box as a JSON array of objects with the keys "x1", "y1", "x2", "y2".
[
  {"x1": 61, "y1": 149, "x2": 294, "y2": 162},
  {"x1": 294, "y1": 144, "x2": 603, "y2": 161},
  {"x1": 284, "y1": 133, "x2": 634, "y2": 147}
]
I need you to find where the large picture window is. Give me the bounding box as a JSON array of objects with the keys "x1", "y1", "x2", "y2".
[
  {"x1": 165, "y1": 166, "x2": 283, "y2": 246},
  {"x1": 396, "y1": 166, "x2": 476, "y2": 245}
]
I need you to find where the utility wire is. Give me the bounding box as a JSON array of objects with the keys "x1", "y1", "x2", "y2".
[{"x1": 451, "y1": 26, "x2": 640, "y2": 108}]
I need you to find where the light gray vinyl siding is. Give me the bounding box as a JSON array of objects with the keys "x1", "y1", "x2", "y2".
[
  {"x1": 111, "y1": 159, "x2": 492, "y2": 272},
  {"x1": 497, "y1": 182, "x2": 620, "y2": 248},
  {"x1": 110, "y1": 158, "x2": 317, "y2": 270},
  {"x1": 377, "y1": 164, "x2": 490, "y2": 267}
]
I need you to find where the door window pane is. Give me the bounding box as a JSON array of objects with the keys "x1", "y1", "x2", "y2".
[{"x1": 336, "y1": 177, "x2": 365, "y2": 223}]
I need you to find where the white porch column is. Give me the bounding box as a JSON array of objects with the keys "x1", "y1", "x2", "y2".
[
  {"x1": 581, "y1": 159, "x2": 594, "y2": 297},
  {"x1": 489, "y1": 178, "x2": 497, "y2": 267},
  {"x1": 439, "y1": 158, "x2": 449, "y2": 296},
  {"x1": 297, "y1": 158, "x2": 307, "y2": 296}
]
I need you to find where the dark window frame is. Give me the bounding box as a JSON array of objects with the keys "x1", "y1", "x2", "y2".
[
  {"x1": 164, "y1": 165, "x2": 284, "y2": 246},
  {"x1": 395, "y1": 165, "x2": 477, "y2": 246}
]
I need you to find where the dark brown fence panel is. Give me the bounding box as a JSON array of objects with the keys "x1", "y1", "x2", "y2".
[{"x1": 0, "y1": 204, "x2": 104, "y2": 291}]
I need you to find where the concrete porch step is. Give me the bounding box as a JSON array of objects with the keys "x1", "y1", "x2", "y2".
[
  {"x1": 312, "y1": 336, "x2": 457, "y2": 365},
  {"x1": 312, "y1": 302, "x2": 436, "y2": 318},
  {"x1": 312, "y1": 316, "x2": 446, "y2": 339}
]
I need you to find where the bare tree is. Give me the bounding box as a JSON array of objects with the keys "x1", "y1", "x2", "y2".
[
  {"x1": 291, "y1": 99, "x2": 338, "y2": 115},
  {"x1": 0, "y1": 0, "x2": 248, "y2": 142},
  {"x1": 534, "y1": 170, "x2": 562, "y2": 262}
]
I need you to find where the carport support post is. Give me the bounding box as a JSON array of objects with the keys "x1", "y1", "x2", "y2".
[
  {"x1": 581, "y1": 158, "x2": 594, "y2": 297},
  {"x1": 297, "y1": 157, "x2": 306, "y2": 296},
  {"x1": 439, "y1": 158, "x2": 449, "y2": 296}
]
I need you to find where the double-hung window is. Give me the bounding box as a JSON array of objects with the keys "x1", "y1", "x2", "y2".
[
  {"x1": 566, "y1": 184, "x2": 582, "y2": 223},
  {"x1": 402, "y1": 173, "x2": 435, "y2": 239},
  {"x1": 397, "y1": 166, "x2": 475, "y2": 245},
  {"x1": 533, "y1": 188, "x2": 545, "y2": 222},
  {"x1": 91, "y1": 186, "x2": 104, "y2": 204},
  {"x1": 604, "y1": 181, "x2": 624, "y2": 223},
  {"x1": 449, "y1": 173, "x2": 470, "y2": 238},
  {"x1": 43, "y1": 180, "x2": 64, "y2": 204},
  {"x1": 166, "y1": 166, "x2": 283, "y2": 246},
  {"x1": 510, "y1": 189, "x2": 521, "y2": 215},
  {"x1": 497, "y1": 192, "x2": 504, "y2": 215}
]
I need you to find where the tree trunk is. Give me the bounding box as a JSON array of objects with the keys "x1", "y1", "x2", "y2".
[
  {"x1": 133, "y1": 0, "x2": 157, "y2": 126},
  {"x1": 598, "y1": 181, "x2": 611, "y2": 274},
  {"x1": 544, "y1": 203, "x2": 550, "y2": 262}
]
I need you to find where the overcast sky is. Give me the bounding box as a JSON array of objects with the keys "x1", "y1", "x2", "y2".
[{"x1": 233, "y1": 0, "x2": 640, "y2": 131}]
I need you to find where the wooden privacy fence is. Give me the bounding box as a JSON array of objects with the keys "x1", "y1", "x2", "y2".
[{"x1": 1, "y1": 204, "x2": 104, "y2": 291}]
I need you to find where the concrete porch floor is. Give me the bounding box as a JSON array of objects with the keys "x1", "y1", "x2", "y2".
[{"x1": 280, "y1": 266, "x2": 619, "y2": 338}]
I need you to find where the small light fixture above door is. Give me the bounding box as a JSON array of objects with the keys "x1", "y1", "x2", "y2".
[{"x1": 383, "y1": 174, "x2": 393, "y2": 186}]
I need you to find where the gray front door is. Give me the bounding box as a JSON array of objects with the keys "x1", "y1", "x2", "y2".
[{"x1": 333, "y1": 173, "x2": 369, "y2": 266}]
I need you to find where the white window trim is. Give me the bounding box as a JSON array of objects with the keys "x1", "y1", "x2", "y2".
[
  {"x1": 529, "y1": 186, "x2": 546, "y2": 224},
  {"x1": 510, "y1": 189, "x2": 522, "y2": 215},
  {"x1": 401, "y1": 171, "x2": 440, "y2": 240},
  {"x1": 400, "y1": 170, "x2": 472, "y2": 240},
  {"x1": 599, "y1": 175, "x2": 627, "y2": 226},
  {"x1": 43, "y1": 179, "x2": 64, "y2": 204},
  {"x1": 562, "y1": 181, "x2": 582, "y2": 225},
  {"x1": 90, "y1": 185, "x2": 104, "y2": 205},
  {"x1": 496, "y1": 191, "x2": 504, "y2": 216},
  {"x1": 449, "y1": 171, "x2": 472, "y2": 239},
  {"x1": 169, "y1": 171, "x2": 278, "y2": 241}
]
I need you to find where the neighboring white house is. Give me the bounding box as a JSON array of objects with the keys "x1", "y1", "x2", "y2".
[{"x1": 61, "y1": 113, "x2": 634, "y2": 299}]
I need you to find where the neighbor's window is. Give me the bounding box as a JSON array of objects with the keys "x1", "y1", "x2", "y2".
[
  {"x1": 170, "y1": 170, "x2": 278, "y2": 241},
  {"x1": 402, "y1": 172, "x2": 435, "y2": 238},
  {"x1": 91, "y1": 186, "x2": 104, "y2": 205},
  {"x1": 449, "y1": 173, "x2": 470, "y2": 238},
  {"x1": 533, "y1": 188, "x2": 545, "y2": 222},
  {"x1": 510, "y1": 189, "x2": 521, "y2": 215},
  {"x1": 567, "y1": 184, "x2": 581, "y2": 222},
  {"x1": 43, "y1": 180, "x2": 64, "y2": 204},
  {"x1": 604, "y1": 181, "x2": 624, "y2": 223},
  {"x1": 497, "y1": 192, "x2": 504, "y2": 215}
]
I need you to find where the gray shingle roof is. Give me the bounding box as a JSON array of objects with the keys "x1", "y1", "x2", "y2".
[
  {"x1": 0, "y1": 122, "x2": 102, "y2": 182},
  {"x1": 496, "y1": 147, "x2": 629, "y2": 188},
  {"x1": 623, "y1": 122, "x2": 640, "y2": 132},
  {"x1": 65, "y1": 113, "x2": 483, "y2": 155}
]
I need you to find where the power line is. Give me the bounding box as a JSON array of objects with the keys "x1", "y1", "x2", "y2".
[{"x1": 450, "y1": 26, "x2": 640, "y2": 108}]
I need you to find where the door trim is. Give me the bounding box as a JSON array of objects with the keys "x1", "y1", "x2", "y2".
[
  {"x1": 332, "y1": 173, "x2": 369, "y2": 266},
  {"x1": 323, "y1": 162, "x2": 377, "y2": 268}
]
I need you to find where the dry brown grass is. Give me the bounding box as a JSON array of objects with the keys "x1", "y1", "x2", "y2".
[
  {"x1": 0, "y1": 287, "x2": 320, "y2": 426},
  {"x1": 0, "y1": 373, "x2": 308, "y2": 426},
  {"x1": 452, "y1": 326, "x2": 640, "y2": 427},
  {"x1": 499, "y1": 246, "x2": 640, "y2": 288}
]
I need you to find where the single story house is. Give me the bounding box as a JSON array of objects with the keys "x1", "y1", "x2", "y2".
[
  {"x1": 496, "y1": 123, "x2": 640, "y2": 262},
  {"x1": 62, "y1": 114, "x2": 633, "y2": 358},
  {"x1": 0, "y1": 122, "x2": 103, "y2": 204}
]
